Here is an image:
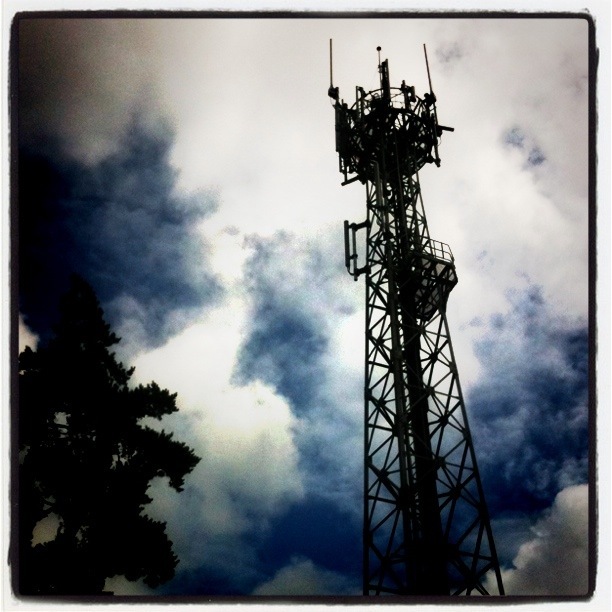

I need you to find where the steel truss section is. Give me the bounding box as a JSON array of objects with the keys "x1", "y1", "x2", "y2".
[
  {"x1": 362, "y1": 163, "x2": 503, "y2": 596},
  {"x1": 331, "y1": 50, "x2": 503, "y2": 596}
]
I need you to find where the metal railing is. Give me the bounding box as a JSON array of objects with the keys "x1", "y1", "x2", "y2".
[{"x1": 420, "y1": 237, "x2": 454, "y2": 263}]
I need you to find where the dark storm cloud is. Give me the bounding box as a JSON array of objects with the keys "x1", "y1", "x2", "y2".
[
  {"x1": 16, "y1": 18, "x2": 158, "y2": 163},
  {"x1": 233, "y1": 231, "x2": 363, "y2": 508},
  {"x1": 467, "y1": 285, "x2": 588, "y2": 517},
  {"x1": 154, "y1": 523, "x2": 266, "y2": 597},
  {"x1": 257, "y1": 496, "x2": 361, "y2": 582},
  {"x1": 158, "y1": 496, "x2": 361, "y2": 596},
  {"x1": 166, "y1": 498, "x2": 361, "y2": 596},
  {"x1": 159, "y1": 565, "x2": 244, "y2": 596},
  {"x1": 18, "y1": 116, "x2": 222, "y2": 349},
  {"x1": 235, "y1": 311, "x2": 326, "y2": 415},
  {"x1": 233, "y1": 233, "x2": 331, "y2": 415}
]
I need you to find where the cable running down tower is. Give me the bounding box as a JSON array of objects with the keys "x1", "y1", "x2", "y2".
[{"x1": 328, "y1": 42, "x2": 504, "y2": 596}]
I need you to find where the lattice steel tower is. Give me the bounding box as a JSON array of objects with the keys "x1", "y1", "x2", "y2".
[{"x1": 328, "y1": 44, "x2": 504, "y2": 596}]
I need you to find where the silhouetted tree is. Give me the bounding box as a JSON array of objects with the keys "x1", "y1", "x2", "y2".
[{"x1": 17, "y1": 275, "x2": 200, "y2": 595}]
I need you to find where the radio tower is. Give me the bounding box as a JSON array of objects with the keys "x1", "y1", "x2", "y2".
[{"x1": 328, "y1": 43, "x2": 504, "y2": 596}]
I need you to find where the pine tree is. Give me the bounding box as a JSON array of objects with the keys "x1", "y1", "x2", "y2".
[{"x1": 17, "y1": 275, "x2": 200, "y2": 595}]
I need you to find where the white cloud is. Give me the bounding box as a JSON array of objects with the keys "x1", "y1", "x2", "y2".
[
  {"x1": 490, "y1": 483, "x2": 589, "y2": 596},
  {"x1": 130, "y1": 294, "x2": 305, "y2": 570},
  {"x1": 415, "y1": 20, "x2": 589, "y2": 391},
  {"x1": 18, "y1": 18, "x2": 588, "y2": 312},
  {"x1": 103, "y1": 575, "x2": 155, "y2": 596},
  {"x1": 18, "y1": 314, "x2": 38, "y2": 352},
  {"x1": 251, "y1": 556, "x2": 359, "y2": 596},
  {"x1": 31, "y1": 513, "x2": 60, "y2": 546}
]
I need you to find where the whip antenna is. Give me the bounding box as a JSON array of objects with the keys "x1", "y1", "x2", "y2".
[
  {"x1": 329, "y1": 39, "x2": 334, "y2": 88},
  {"x1": 328, "y1": 39, "x2": 339, "y2": 100},
  {"x1": 423, "y1": 43, "x2": 434, "y2": 94}
]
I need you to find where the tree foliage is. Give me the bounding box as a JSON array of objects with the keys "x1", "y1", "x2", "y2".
[{"x1": 17, "y1": 275, "x2": 200, "y2": 595}]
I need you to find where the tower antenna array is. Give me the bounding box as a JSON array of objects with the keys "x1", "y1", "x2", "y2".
[{"x1": 328, "y1": 43, "x2": 504, "y2": 596}]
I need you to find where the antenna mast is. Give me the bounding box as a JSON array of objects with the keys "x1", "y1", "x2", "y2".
[
  {"x1": 423, "y1": 43, "x2": 434, "y2": 93},
  {"x1": 330, "y1": 39, "x2": 334, "y2": 87},
  {"x1": 328, "y1": 39, "x2": 339, "y2": 100},
  {"x1": 328, "y1": 46, "x2": 503, "y2": 597}
]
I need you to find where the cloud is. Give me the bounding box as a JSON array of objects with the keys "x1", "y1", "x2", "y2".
[
  {"x1": 255, "y1": 495, "x2": 362, "y2": 588},
  {"x1": 103, "y1": 575, "x2": 155, "y2": 596},
  {"x1": 18, "y1": 314, "x2": 38, "y2": 353},
  {"x1": 502, "y1": 125, "x2": 547, "y2": 172},
  {"x1": 490, "y1": 484, "x2": 589, "y2": 596},
  {"x1": 421, "y1": 19, "x2": 588, "y2": 327},
  {"x1": 31, "y1": 514, "x2": 60, "y2": 547},
  {"x1": 251, "y1": 556, "x2": 359, "y2": 596},
  {"x1": 129, "y1": 294, "x2": 306, "y2": 594},
  {"x1": 128, "y1": 230, "x2": 366, "y2": 595},
  {"x1": 234, "y1": 232, "x2": 336, "y2": 413},
  {"x1": 18, "y1": 117, "x2": 222, "y2": 354},
  {"x1": 467, "y1": 285, "x2": 588, "y2": 517},
  {"x1": 435, "y1": 41, "x2": 463, "y2": 65},
  {"x1": 233, "y1": 231, "x2": 364, "y2": 512},
  {"x1": 18, "y1": 18, "x2": 160, "y2": 164},
  {"x1": 18, "y1": 18, "x2": 225, "y2": 355}
]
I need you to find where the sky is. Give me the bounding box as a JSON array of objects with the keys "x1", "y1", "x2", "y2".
[{"x1": 7, "y1": 5, "x2": 606, "y2": 606}]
